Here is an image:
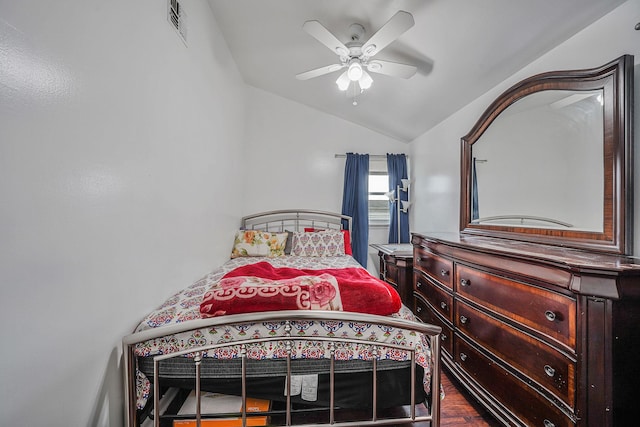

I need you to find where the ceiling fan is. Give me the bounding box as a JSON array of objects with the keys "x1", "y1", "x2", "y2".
[{"x1": 296, "y1": 11, "x2": 417, "y2": 95}]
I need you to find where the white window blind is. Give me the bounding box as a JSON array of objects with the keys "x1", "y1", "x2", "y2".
[{"x1": 368, "y1": 158, "x2": 389, "y2": 225}]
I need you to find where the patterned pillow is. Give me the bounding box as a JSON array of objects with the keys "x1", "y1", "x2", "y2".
[
  {"x1": 304, "y1": 228, "x2": 352, "y2": 255},
  {"x1": 230, "y1": 230, "x2": 288, "y2": 258},
  {"x1": 291, "y1": 230, "x2": 345, "y2": 257}
]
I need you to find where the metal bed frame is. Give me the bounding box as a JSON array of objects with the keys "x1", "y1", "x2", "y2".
[
  {"x1": 240, "y1": 209, "x2": 352, "y2": 234},
  {"x1": 122, "y1": 210, "x2": 442, "y2": 427}
]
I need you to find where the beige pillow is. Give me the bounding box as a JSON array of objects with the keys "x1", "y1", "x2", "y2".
[{"x1": 230, "y1": 230, "x2": 288, "y2": 258}]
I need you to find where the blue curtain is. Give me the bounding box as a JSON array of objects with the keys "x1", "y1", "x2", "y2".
[
  {"x1": 471, "y1": 157, "x2": 479, "y2": 221},
  {"x1": 387, "y1": 154, "x2": 409, "y2": 244},
  {"x1": 341, "y1": 153, "x2": 369, "y2": 267}
]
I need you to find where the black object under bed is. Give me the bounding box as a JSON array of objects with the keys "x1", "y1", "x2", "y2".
[{"x1": 137, "y1": 356, "x2": 428, "y2": 426}]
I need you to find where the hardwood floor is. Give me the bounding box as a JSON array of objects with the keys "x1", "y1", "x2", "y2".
[
  {"x1": 379, "y1": 369, "x2": 501, "y2": 426},
  {"x1": 438, "y1": 369, "x2": 500, "y2": 426}
]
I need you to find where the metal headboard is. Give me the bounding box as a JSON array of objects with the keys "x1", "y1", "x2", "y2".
[{"x1": 241, "y1": 209, "x2": 352, "y2": 234}]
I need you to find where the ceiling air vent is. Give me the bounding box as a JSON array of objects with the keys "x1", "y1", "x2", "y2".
[{"x1": 168, "y1": 0, "x2": 187, "y2": 45}]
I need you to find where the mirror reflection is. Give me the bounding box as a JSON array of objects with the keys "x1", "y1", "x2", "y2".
[{"x1": 471, "y1": 89, "x2": 604, "y2": 232}]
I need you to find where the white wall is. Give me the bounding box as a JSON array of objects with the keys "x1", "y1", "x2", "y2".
[
  {"x1": 242, "y1": 86, "x2": 409, "y2": 271},
  {"x1": 410, "y1": 0, "x2": 640, "y2": 254},
  {"x1": 0, "y1": 1, "x2": 245, "y2": 426}
]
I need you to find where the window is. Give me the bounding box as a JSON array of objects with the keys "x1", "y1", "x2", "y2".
[
  {"x1": 369, "y1": 159, "x2": 390, "y2": 225},
  {"x1": 369, "y1": 173, "x2": 390, "y2": 224}
]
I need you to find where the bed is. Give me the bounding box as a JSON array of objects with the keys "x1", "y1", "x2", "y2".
[{"x1": 123, "y1": 210, "x2": 442, "y2": 427}]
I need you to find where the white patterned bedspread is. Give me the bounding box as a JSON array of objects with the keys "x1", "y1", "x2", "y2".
[{"x1": 132, "y1": 256, "x2": 434, "y2": 409}]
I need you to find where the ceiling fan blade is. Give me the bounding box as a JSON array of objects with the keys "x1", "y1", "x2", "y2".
[
  {"x1": 302, "y1": 20, "x2": 350, "y2": 57},
  {"x1": 296, "y1": 64, "x2": 344, "y2": 80},
  {"x1": 367, "y1": 60, "x2": 417, "y2": 79},
  {"x1": 361, "y1": 11, "x2": 414, "y2": 58}
]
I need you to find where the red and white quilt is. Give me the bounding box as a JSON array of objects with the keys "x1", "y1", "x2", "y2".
[{"x1": 199, "y1": 260, "x2": 401, "y2": 317}]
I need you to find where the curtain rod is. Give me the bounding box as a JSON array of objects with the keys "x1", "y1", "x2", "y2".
[{"x1": 334, "y1": 154, "x2": 409, "y2": 159}]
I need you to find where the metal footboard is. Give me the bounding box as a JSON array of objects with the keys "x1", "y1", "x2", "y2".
[{"x1": 123, "y1": 310, "x2": 441, "y2": 427}]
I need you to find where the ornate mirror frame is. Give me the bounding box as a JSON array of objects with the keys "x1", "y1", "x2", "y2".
[{"x1": 460, "y1": 55, "x2": 634, "y2": 254}]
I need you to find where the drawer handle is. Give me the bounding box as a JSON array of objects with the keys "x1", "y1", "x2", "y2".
[
  {"x1": 416, "y1": 257, "x2": 421, "y2": 263},
  {"x1": 416, "y1": 282, "x2": 422, "y2": 288},
  {"x1": 440, "y1": 268, "x2": 450, "y2": 277},
  {"x1": 544, "y1": 365, "x2": 556, "y2": 378},
  {"x1": 440, "y1": 301, "x2": 448, "y2": 310},
  {"x1": 545, "y1": 310, "x2": 557, "y2": 322},
  {"x1": 441, "y1": 333, "x2": 447, "y2": 341},
  {"x1": 460, "y1": 278, "x2": 470, "y2": 287},
  {"x1": 543, "y1": 420, "x2": 555, "y2": 427},
  {"x1": 459, "y1": 315, "x2": 468, "y2": 324},
  {"x1": 459, "y1": 352, "x2": 468, "y2": 362},
  {"x1": 416, "y1": 306, "x2": 422, "y2": 313}
]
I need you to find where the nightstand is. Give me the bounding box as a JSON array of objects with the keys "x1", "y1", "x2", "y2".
[{"x1": 370, "y1": 243, "x2": 414, "y2": 308}]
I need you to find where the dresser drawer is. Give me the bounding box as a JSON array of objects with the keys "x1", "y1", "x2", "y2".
[
  {"x1": 415, "y1": 294, "x2": 454, "y2": 357},
  {"x1": 382, "y1": 254, "x2": 399, "y2": 285},
  {"x1": 456, "y1": 300, "x2": 576, "y2": 408},
  {"x1": 455, "y1": 337, "x2": 574, "y2": 427},
  {"x1": 456, "y1": 264, "x2": 576, "y2": 350},
  {"x1": 414, "y1": 248, "x2": 453, "y2": 289},
  {"x1": 415, "y1": 274, "x2": 453, "y2": 323}
]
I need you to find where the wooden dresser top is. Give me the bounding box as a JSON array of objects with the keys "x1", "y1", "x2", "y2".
[{"x1": 412, "y1": 232, "x2": 640, "y2": 275}]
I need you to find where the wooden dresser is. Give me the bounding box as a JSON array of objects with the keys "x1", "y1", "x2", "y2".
[
  {"x1": 412, "y1": 232, "x2": 640, "y2": 427},
  {"x1": 370, "y1": 243, "x2": 414, "y2": 307}
]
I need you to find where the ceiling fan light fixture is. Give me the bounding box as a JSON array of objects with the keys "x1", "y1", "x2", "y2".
[
  {"x1": 336, "y1": 71, "x2": 350, "y2": 91},
  {"x1": 347, "y1": 60, "x2": 363, "y2": 81},
  {"x1": 359, "y1": 70, "x2": 373, "y2": 89}
]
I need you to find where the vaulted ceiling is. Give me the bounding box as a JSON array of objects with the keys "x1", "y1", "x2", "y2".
[{"x1": 207, "y1": 0, "x2": 626, "y2": 142}]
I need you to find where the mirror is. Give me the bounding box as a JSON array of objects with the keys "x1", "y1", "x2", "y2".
[
  {"x1": 472, "y1": 89, "x2": 604, "y2": 231},
  {"x1": 460, "y1": 55, "x2": 634, "y2": 254}
]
